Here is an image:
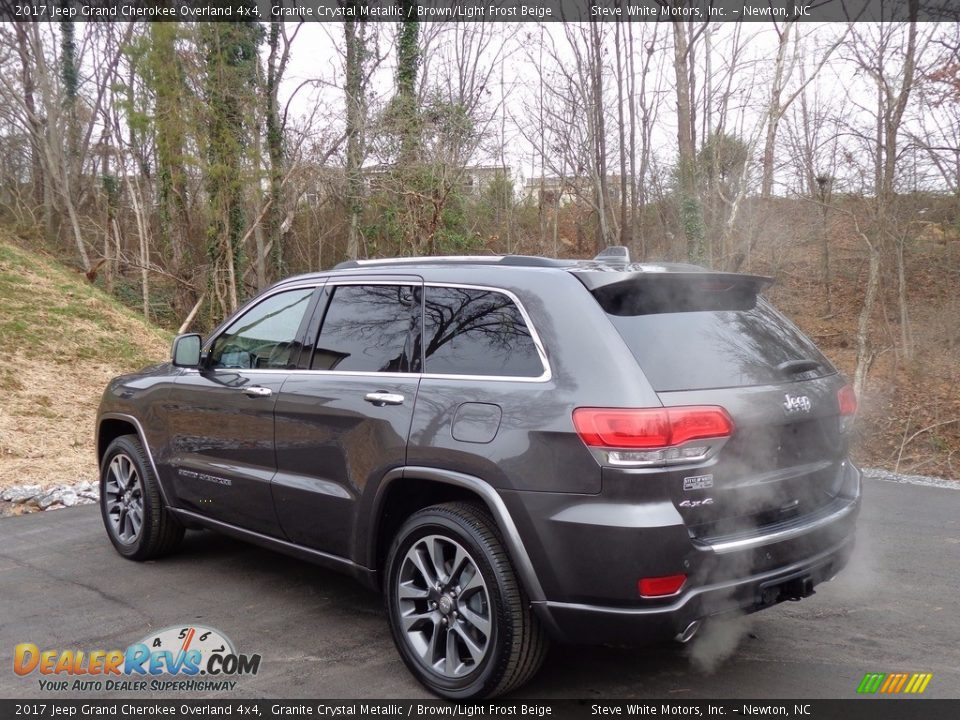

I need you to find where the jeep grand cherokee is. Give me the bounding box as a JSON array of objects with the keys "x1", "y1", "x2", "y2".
[{"x1": 96, "y1": 248, "x2": 860, "y2": 698}]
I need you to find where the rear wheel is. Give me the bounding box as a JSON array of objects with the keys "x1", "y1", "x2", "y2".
[
  {"x1": 99, "y1": 434, "x2": 183, "y2": 560},
  {"x1": 385, "y1": 502, "x2": 548, "y2": 699}
]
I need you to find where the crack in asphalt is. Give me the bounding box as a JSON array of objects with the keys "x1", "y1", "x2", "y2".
[{"x1": 0, "y1": 549, "x2": 150, "y2": 621}]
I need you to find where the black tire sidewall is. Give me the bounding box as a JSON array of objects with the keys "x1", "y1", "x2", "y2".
[
  {"x1": 99, "y1": 435, "x2": 159, "y2": 559},
  {"x1": 385, "y1": 509, "x2": 512, "y2": 699}
]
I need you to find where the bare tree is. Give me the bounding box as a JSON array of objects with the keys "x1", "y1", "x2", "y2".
[
  {"x1": 760, "y1": 21, "x2": 849, "y2": 198},
  {"x1": 343, "y1": 5, "x2": 368, "y2": 261},
  {"x1": 0, "y1": 25, "x2": 129, "y2": 271},
  {"x1": 666, "y1": 11, "x2": 708, "y2": 262},
  {"x1": 848, "y1": 3, "x2": 924, "y2": 366}
]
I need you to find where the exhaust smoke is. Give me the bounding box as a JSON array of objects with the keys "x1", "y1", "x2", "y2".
[{"x1": 686, "y1": 613, "x2": 754, "y2": 674}]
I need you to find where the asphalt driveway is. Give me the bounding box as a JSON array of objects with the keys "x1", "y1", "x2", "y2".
[{"x1": 1, "y1": 478, "x2": 958, "y2": 699}]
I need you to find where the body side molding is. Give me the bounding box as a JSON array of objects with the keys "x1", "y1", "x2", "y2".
[{"x1": 170, "y1": 509, "x2": 376, "y2": 587}]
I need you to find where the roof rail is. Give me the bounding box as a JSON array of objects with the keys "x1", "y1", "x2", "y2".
[{"x1": 333, "y1": 255, "x2": 569, "y2": 270}]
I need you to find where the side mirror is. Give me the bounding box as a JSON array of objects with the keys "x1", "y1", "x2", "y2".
[{"x1": 171, "y1": 333, "x2": 202, "y2": 368}]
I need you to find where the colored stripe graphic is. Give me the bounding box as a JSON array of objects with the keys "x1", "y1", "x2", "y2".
[
  {"x1": 857, "y1": 673, "x2": 885, "y2": 693},
  {"x1": 857, "y1": 672, "x2": 932, "y2": 694},
  {"x1": 879, "y1": 674, "x2": 897, "y2": 693}
]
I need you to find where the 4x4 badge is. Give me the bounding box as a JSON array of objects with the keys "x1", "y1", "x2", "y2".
[{"x1": 783, "y1": 393, "x2": 812, "y2": 414}]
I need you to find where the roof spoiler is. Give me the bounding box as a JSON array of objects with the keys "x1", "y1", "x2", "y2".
[{"x1": 575, "y1": 269, "x2": 774, "y2": 293}]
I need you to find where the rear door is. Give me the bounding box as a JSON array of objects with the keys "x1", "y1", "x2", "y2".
[
  {"x1": 590, "y1": 273, "x2": 850, "y2": 538},
  {"x1": 165, "y1": 285, "x2": 319, "y2": 536},
  {"x1": 272, "y1": 278, "x2": 423, "y2": 557}
]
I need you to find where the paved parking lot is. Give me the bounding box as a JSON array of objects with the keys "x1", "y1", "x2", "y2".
[{"x1": 1, "y1": 478, "x2": 958, "y2": 699}]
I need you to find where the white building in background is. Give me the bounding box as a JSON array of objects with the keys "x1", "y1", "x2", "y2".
[{"x1": 523, "y1": 175, "x2": 634, "y2": 206}]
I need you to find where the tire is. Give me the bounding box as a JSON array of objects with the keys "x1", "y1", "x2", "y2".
[
  {"x1": 385, "y1": 502, "x2": 548, "y2": 699},
  {"x1": 99, "y1": 434, "x2": 184, "y2": 561}
]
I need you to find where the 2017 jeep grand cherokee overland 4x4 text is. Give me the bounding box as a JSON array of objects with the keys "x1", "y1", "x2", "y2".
[{"x1": 96, "y1": 249, "x2": 860, "y2": 698}]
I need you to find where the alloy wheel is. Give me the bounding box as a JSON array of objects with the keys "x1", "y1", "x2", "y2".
[
  {"x1": 396, "y1": 534, "x2": 492, "y2": 678},
  {"x1": 105, "y1": 453, "x2": 145, "y2": 544}
]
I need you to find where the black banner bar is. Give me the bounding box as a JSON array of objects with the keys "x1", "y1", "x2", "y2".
[{"x1": 0, "y1": 0, "x2": 957, "y2": 24}]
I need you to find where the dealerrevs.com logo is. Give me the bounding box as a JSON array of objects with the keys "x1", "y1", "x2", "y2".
[{"x1": 14, "y1": 625, "x2": 261, "y2": 693}]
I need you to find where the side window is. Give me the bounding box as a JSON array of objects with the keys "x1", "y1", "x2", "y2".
[
  {"x1": 423, "y1": 286, "x2": 545, "y2": 378},
  {"x1": 209, "y1": 288, "x2": 314, "y2": 370},
  {"x1": 312, "y1": 285, "x2": 421, "y2": 373}
]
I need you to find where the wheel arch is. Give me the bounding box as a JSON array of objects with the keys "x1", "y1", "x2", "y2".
[
  {"x1": 364, "y1": 467, "x2": 546, "y2": 605},
  {"x1": 96, "y1": 413, "x2": 171, "y2": 507},
  {"x1": 97, "y1": 417, "x2": 138, "y2": 464}
]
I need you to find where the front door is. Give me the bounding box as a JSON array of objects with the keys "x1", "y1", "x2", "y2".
[
  {"x1": 272, "y1": 280, "x2": 422, "y2": 557},
  {"x1": 165, "y1": 286, "x2": 318, "y2": 536}
]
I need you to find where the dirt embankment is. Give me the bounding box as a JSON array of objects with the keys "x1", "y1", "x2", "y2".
[{"x1": 0, "y1": 237, "x2": 170, "y2": 493}]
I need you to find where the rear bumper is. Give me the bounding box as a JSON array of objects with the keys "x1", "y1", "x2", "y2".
[
  {"x1": 533, "y1": 530, "x2": 855, "y2": 645},
  {"x1": 508, "y1": 462, "x2": 861, "y2": 645}
]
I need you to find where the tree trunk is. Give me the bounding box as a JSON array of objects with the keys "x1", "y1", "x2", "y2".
[
  {"x1": 896, "y1": 239, "x2": 912, "y2": 358},
  {"x1": 149, "y1": 22, "x2": 190, "y2": 314},
  {"x1": 395, "y1": 2, "x2": 421, "y2": 166},
  {"x1": 672, "y1": 20, "x2": 705, "y2": 263},
  {"x1": 614, "y1": 19, "x2": 628, "y2": 248},
  {"x1": 817, "y1": 180, "x2": 832, "y2": 315},
  {"x1": 265, "y1": 19, "x2": 289, "y2": 277},
  {"x1": 343, "y1": 8, "x2": 367, "y2": 261},
  {"x1": 128, "y1": 177, "x2": 151, "y2": 321},
  {"x1": 626, "y1": 20, "x2": 639, "y2": 256},
  {"x1": 761, "y1": 24, "x2": 792, "y2": 198},
  {"x1": 590, "y1": 21, "x2": 610, "y2": 250},
  {"x1": 854, "y1": 248, "x2": 881, "y2": 400},
  {"x1": 13, "y1": 26, "x2": 44, "y2": 209}
]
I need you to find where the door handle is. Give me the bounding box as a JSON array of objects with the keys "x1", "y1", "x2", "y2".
[
  {"x1": 364, "y1": 391, "x2": 405, "y2": 406},
  {"x1": 241, "y1": 386, "x2": 273, "y2": 398}
]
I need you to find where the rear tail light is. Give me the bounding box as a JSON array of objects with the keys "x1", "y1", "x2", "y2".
[
  {"x1": 837, "y1": 384, "x2": 857, "y2": 433},
  {"x1": 572, "y1": 406, "x2": 733, "y2": 467},
  {"x1": 837, "y1": 385, "x2": 858, "y2": 416},
  {"x1": 638, "y1": 574, "x2": 687, "y2": 598}
]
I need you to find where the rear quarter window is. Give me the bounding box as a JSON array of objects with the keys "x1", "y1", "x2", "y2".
[{"x1": 423, "y1": 286, "x2": 545, "y2": 378}]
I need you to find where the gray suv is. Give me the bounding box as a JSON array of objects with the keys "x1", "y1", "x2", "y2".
[{"x1": 96, "y1": 249, "x2": 860, "y2": 698}]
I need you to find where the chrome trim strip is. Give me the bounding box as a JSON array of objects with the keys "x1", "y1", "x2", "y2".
[
  {"x1": 703, "y1": 496, "x2": 859, "y2": 555},
  {"x1": 353, "y1": 256, "x2": 504, "y2": 265},
  {"x1": 185, "y1": 368, "x2": 550, "y2": 383},
  {"x1": 182, "y1": 368, "x2": 417, "y2": 379},
  {"x1": 321, "y1": 279, "x2": 422, "y2": 286},
  {"x1": 170, "y1": 508, "x2": 365, "y2": 575},
  {"x1": 98, "y1": 412, "x2": 171, "y2": 507}
]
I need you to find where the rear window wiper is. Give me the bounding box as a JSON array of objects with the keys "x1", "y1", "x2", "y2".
[{"x1": 777, "y1": 359, "x2": 821, "y2": 375}]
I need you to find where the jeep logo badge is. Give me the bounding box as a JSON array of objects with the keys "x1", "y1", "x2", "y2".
[{"x1": 783, "y1": 394, "x2": 812, "y2": 414}]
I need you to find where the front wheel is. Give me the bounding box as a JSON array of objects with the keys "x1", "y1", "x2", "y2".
[
  {"x1": 99, "y1": 434, "x2": 184, "y2": 560},
  {"x1": 385, "y1": 502, "x2": 548, "y2": 699}
]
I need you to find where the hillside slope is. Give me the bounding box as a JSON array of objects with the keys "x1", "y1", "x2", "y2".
[{"x1": 0, "y1": 236, "x2": 170, "y2": 491}]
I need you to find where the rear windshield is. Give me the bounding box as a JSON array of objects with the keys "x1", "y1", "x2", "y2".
[{"x1": 595, "y1": 278, "x2": 833, "y2": 392}]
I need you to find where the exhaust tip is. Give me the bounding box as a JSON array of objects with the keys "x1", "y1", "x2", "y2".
[{"x1": 675, "y1": 619, "x2": 702, "y2": 644}]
